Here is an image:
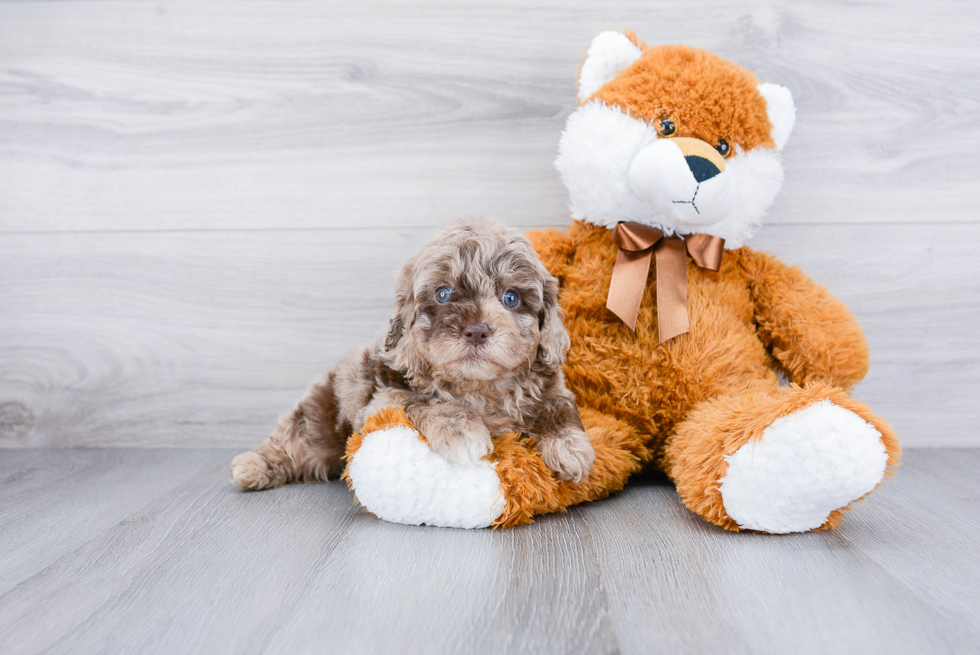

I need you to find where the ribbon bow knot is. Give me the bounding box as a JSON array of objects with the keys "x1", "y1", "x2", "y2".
[{"x1": 605, "y1": 221, "x2": 725, "y2": 343}]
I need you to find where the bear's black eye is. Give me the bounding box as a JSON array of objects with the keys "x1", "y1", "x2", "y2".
[
  {"x1": 715, "y1": 139, "x2": 731, "y2": 158},
  {"x1": 657, "y1": 117, "x2": 676, "y2": 137}
]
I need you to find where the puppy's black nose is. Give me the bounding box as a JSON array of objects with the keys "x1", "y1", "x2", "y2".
[
  {"x1": 463, "y1": 324, "x2": 491, "y2": 346},
  {"x1": 685, "y1": 155, "x2": 721, "y2": 183}
]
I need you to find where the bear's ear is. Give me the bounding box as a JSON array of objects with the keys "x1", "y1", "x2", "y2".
[
  {"x1": 757, "y1": 83, "x2": 796, "y2": 151},
  {"x1": 577, "y1": 31, "x2": 644, "y2": 102}
]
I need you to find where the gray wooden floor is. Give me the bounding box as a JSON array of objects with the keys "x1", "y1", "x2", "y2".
[{"x1": 0, "y1": 448, "x2": 977, "y2": 655}]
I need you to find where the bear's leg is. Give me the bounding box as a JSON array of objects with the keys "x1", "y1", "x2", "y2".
[
  {"x1": 343, "y1": 407, "x2": 508, "y2": 529},
  {"x1": 492, "y1": 407, "x2": 653, "y2": 527},
  {"x1": 661, "y1": 383, "x2": 901, "y2": 533},
  {"x1": 343, "y1": 406, "x2": 652, "y2": 528}
]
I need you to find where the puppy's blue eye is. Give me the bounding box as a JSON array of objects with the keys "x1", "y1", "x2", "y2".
[
  {"x1": 501, "y1": 290, "x2": 520, "y2": 308},
  {"x1": 436, "y1": 287, "x2": 452, "y2": 303}
]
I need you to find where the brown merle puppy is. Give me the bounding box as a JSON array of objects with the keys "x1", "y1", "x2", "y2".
[{"x1": 231, "y1": 217, "x2": 595, "y2": 492}]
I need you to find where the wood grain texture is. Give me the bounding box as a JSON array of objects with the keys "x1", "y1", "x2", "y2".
[
  {"x1": 0, "y1": 225, "x2": 980, "y2": 446},
  {"x1": 583, "y1": 462, "x2": 980, "y2": 654},
  {"x1": 1, "y1": 0, "x2": 979, "y2": 232},
  {"x1": 0, "y1": 449, "x2": 223, "y2": 594},
  {"x1": 1, "y1": 0, "x2": 979, "y2": 448},
  {"x1": 2, "y1": 223, "x2": 978, "y2": 448},
  {"x1": 0, "y1": 448, "x2": 977, "y2": 654}
]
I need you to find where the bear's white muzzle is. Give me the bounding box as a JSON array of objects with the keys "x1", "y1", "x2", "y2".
[{"x1": 628, "y1": 137, "x2": 737, "y2": 227}]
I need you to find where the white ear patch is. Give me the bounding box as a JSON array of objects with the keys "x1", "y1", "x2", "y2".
[
  {"x1": 757, "y1": 83, "x2": 796, "y2": 151},
  {"x1": 577, "y1": 31, "x2": 643, "y2": 102}
]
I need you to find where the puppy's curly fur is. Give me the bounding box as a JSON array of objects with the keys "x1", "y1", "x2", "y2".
[{"x1": 232, "y1": 218, "x2": 595, "y2": 491}]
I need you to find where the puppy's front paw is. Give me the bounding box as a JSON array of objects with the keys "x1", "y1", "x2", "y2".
[
  {"x1": 538, "y1": 429, "x2": 596, "y2": 483},
  {"x1": 425, "y1": 418, "x2": 493, "y2": 465},
  {"x1": 231, "y1": 451, "x2": 277, "y2": 490}
]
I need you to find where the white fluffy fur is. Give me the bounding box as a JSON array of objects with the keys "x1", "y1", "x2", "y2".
[
  {"x1": 719, "y1": 400, "x2": 888, "y2": 534},
  {"x1": 628, "y1": 138, "x2": 738, "y2": 227},
  {"x1": 577, "y1": 31, "x2": 643, "y2": 102},
  {"x1": 757, "y1": 83, "x2": 796, "y2": 151},
  {"x1": 555, "y1": 101, "x2": 786, "y2": 249},
  {"x1": 347, "y1": 426, "x2": 506, "y2": 529}
]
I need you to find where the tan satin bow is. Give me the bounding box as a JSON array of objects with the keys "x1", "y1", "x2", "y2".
[{"x1": 606, "y1": 221, "x2": 725, "y2": 342}]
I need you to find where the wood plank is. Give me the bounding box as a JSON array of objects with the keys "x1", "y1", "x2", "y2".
[
  {"x1": 0, "y1": 449, "x2": 227, "y2": 594},
  {"x1": 836, "y1": 450, "x2": 980, "y2": 632},
  {"x1": 264, "y1": 508, "x2": 615, "y2": 654},
  {"x1": 0, "y1": 228, "x2": 405, "y2": 448},
  {"x1": 0, "y1": 449, "x2": 613, "y2": 655},
  {"x1": 581, "y1": 473, "x2": 979, "y2": 653},
  {"x1": 2, "y1": 223, "x2": 977, "y2": 448},
  {"x1": 1, "y1": 1, "x2": 979, "y2": 232},
  {"x1": 0, "y1": 449, "x2": 364, "y2": 655},
  {"x1": 0, "y1": 449, "x2": 977, "y2": 654}
]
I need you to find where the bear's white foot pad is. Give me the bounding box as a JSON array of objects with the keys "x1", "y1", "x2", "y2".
[
  {"x1": 719, "y1": 400, "x2": 888, "y2": 533},
  {"x1": 346, "y1": 426, "x2": 506, "y2": 529}
]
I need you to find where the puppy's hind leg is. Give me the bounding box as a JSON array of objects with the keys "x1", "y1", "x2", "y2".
[{"x1": 231, "y1": 374, "x2": 351, "y2": 491}]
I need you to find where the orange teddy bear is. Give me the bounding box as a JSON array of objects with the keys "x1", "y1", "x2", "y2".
[{"x1": 344, "y1": 31, "x2": 900, "y2": 533}]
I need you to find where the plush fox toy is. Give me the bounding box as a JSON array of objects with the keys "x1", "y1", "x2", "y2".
[{"x1": 344, "y1": 31, "x2": 901, "y2": 533}]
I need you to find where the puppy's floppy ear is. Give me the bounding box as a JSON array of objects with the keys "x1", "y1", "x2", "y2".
[
  {"x1": 385, "y1": 258, "x2": 416, "y2": 352},
  {"x1": 385, "y1": 315, "x2": 403, "y2": 352},
  {"x1": 537, "y1": 276, "x2": 570, "y2": 370}
]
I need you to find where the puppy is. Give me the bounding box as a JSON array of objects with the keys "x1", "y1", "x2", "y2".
[{"x1": 231, "y1": 217, "x2": 595, "y2": 491}]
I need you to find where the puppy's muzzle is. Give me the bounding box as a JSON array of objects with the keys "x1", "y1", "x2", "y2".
[{"x1": 462, "y1": 323, "x2": 491, "y2": 346}]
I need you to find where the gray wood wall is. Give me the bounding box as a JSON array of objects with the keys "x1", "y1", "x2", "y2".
[{"x1": 2, "y1": 0, "x2": 978, "y2": 448}]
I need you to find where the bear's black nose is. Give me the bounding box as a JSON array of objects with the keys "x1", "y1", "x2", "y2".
[{"x1": 685, "y1": 155, "x2": 721, "y2": 183}]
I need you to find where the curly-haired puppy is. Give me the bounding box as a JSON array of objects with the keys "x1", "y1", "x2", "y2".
[{"x1": 231, "y1": 217, "x2": 596, "y2": 491}]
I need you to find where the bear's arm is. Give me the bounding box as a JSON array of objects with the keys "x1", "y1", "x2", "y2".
[
  {"x1": 525, "y1": 228, "x2": 575, "y2": 282},
  {"x1": 739, "y1": 248, "x2": 869, "y2": 391}
]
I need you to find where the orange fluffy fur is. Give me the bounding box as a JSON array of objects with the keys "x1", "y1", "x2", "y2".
[
  {"x1": 343, "y1": 405, "x2": 650, "y2": 528},
  {"x1": 591, "y1": 44, "x2": 775, "y2": 151},
  {"x1": 344, "y1": 223, "x2": 901, "y2": 530},
  {"x1": 525, "y1": 221, "x2": 900, "y2": 530},
  {"x1": 342, "y1": 40, "x2": 899, "y2": 531}
]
